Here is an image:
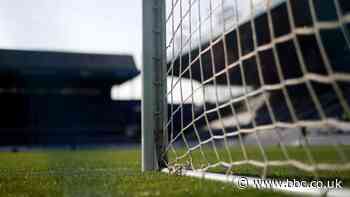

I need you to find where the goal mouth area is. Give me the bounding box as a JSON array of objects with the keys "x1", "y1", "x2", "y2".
[
  {"x1": 162, "y1": 145, "x2": 350, "y2": 196},
  {"x1": 158, "y1": 0, "x2": 350, "y2": 196},
  {"x1": 161, "y1": 168, "x2": 350, "y2": 197},
  {"x1": 163, "y1": 145, "x2": 350, "y2": 179}
]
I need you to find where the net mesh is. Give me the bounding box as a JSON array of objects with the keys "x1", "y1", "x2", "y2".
[{"x1": 165, "y1": 0, "x2": 350, "y2": 180}]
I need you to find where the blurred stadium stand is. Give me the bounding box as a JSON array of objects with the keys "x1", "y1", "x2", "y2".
[{"x1": 0, "y1": 49, "x2": 142, "y2": 146}]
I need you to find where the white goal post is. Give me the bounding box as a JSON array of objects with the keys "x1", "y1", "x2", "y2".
[
  {"x1": 142, "y1": 0, "x2": 168, "y2": 171},
  {"x1": 143, "y1": 0, "x2": 350, "y2": 195}
]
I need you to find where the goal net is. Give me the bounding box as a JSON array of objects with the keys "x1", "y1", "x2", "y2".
[{"x1": 164, "y1": 0, "x2": 350, "y2": 188}]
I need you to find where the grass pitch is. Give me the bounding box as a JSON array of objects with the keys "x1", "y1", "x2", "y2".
[{"x1": 0, "y1": 148, "x2": 294, "y2": 197}]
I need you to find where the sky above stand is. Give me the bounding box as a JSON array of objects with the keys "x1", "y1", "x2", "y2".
[{"x1": 0, "y1": 0, "x2": 142, "y2": 67}]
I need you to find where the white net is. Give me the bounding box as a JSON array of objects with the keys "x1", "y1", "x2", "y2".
[{"x1": 165, "y1": 0, "x2": 350, "y2": 181}]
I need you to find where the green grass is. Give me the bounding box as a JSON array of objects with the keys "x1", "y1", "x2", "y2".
[{"x1": 0, "y1": 148, "x2": 293, "y2": 197}]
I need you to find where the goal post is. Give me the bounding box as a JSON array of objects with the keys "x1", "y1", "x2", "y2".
[
  {"x1": 143, "y1": 0, "x2": 350, "y2": 195},
  {"x1": 142, "y1": 0, "x2": 168, "y2": 171}
]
